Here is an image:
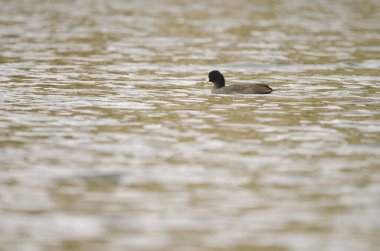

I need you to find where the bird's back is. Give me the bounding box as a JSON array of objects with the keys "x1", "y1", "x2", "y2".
[{"x1": 212, "y1": 83, "x2": 273, "y2": 94}]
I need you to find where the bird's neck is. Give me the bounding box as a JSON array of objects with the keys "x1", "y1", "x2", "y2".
[{"x1": 213, "y1": 78, "x2": 225, "y2": 89}]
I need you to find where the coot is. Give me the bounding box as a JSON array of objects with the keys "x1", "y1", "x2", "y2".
[{"x1": 208, "y1": 70, "x2": 274, "y2": 94}]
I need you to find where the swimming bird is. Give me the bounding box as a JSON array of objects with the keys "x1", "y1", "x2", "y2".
[{"x1": 208, "y1": 70, "x2": 274, "y2": 94}]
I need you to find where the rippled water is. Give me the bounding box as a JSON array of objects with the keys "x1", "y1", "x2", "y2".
[{"x1": 1, "y1": 0, "x2": 380, "y2": 250}]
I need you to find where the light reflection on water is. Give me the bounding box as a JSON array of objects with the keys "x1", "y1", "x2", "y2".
[{"x1": 1, "y1": 0, "x2": 380, "y2": 250}]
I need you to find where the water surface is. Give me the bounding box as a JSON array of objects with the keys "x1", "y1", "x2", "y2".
[{"x1": 1, "y1": 0, "x2": 380, "y2": 250}]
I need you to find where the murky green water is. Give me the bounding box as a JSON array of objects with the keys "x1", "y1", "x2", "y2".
[{"x1": 1, "y1": 0, "x2": 380, "y2": 250}]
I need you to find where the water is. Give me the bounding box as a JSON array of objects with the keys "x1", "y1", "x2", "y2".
[{"x1": 1, "y1": 0, "x2": 380, "y2": 250}]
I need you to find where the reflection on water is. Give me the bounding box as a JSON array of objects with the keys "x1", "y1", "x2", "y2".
[{"x1": 0, "y1": 0, "x2": 380, "y2": 250}]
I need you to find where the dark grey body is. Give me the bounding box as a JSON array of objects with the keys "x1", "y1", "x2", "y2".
[
  {"x1": 211, "y1": 83, "x2": 273, "y2": 94},
  {"x1": 208, "y1": 70, "x2": 274, "y2": 95}
]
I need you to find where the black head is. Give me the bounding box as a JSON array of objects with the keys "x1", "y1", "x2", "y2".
[{"x1": 208, "y1": 70, "x2": 225, "y2": 88}]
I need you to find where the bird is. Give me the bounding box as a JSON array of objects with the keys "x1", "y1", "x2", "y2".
[{"x1": 208, "y1": 70, "x2": 274, "y2": 94}]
